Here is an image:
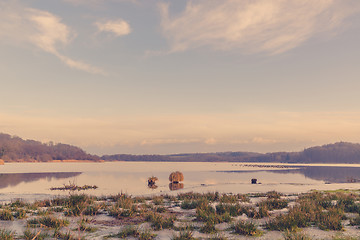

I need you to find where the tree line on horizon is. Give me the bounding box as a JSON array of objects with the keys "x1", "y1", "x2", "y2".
[
  {"x1": 0, "y1": 133, "x2": 99, "y2": 162},
  {"x1": 1, "y1": 133, "x2": 360, "y2": 163},
  {"x1": 102, "y1": 142, "x2": 360, "y2": 164}
]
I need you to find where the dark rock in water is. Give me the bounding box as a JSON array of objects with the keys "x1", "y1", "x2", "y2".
[
  {"x1": 169, "y1": 171, "x2": 184, "y2": 183},
  {"x1": 251, "y1": 178, "x2": 257, "y2": 184}
]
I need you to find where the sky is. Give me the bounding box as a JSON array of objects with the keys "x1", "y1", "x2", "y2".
[{"x1": 1, "y1": 0, "x2": 360, "y2": 155}]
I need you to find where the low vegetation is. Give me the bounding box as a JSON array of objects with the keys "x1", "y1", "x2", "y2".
[{"x1": 0, "y1": 190, "x2": 359, "y2": 239}]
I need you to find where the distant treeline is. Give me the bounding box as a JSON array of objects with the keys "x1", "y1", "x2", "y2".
[
  {"x1": 102, "y1": 142, "x2": 360, "y2": 164},
  {"x1": 0, "y1": 133, "x2": 99, "y2": 162},
  {"x1": 1, "y1": 132, "x2": 360, "y2": 164}
]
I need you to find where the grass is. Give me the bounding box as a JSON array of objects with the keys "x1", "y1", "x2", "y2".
[
  {"x1": 181, "y1": 199, "x2": 199, "y2": 209},
  {"x1": 106, "y1": 226, "x2": 156, "y2": 239},
  {"x1": 53, "y1": 229, "x2": 75, "y2": 240},
  {"x1": 13, "y1": 208, "x2": 27, "y2": 219},
  {"x1": 145, "y1": 212, "x2": 175, "y2": 230},
  {"x1": 27, "y1": 216, "x2": 69, "y2": 228},
  {"x1": 282, "y1": 230, "x2": 311, "y2": 240},
  {"x1": 0, "y1": 229, "x2": 14, "y2": 240},
  {"x1": 64, "y1": 194, "x2": 94, "y2": 217},
  {"x1": 332, "y1": 233, "x2": 360, "y2": 240},
  {"x1": 171, "y1": 229, "x2": 196, "y2": 240},
  {"x1": 231, "y1": 220, "x2": 262, "y2": 236},
  {"x1": 23, "y1": 229, "x2": 49, "y2": 240},
  {"x1": 0, "y1": 209, "x2": 14, "y2": 221},
  {"x1": 1, "y1": 190, "x2": 360, "y2": 239},
  {"x1": 349, "y1": 215, "x2": 360, "y2": 227},
  {"x1": 258, "y1": 197, "x2": 288, "y2": 210},
  {"x1": 266, "y1": 193, "x2": 345, "y2": 231},
  {"x1": 215, "y1": 203, "x2": 252, "y2": 217}
]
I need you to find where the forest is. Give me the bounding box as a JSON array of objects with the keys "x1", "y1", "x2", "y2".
[
  {"x1": 1, "y1": 132, "x2": 360, "y2": 163},
  {"x1": 102, "y1": 142, "x2": 360, "y2": 164},
  {"x1": 0, "y1": 133, "x2": 99, "y2": 162}
]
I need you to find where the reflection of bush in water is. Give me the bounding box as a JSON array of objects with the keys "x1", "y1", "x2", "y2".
[
  {"x1": 148, "y1": 184, "x2": 158, "y2": 189},
  {"x1": 169, "y1": 183, "x2": 184, "y2": 191}
]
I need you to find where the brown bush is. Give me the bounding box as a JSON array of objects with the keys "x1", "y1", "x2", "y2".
[{"x1": 169, "y1": 171, "x2": 184, "y2": 183}]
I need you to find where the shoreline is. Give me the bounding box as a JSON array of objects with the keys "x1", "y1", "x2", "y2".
[{"x1": 2, "y1": 159, "x2": 360, "y2": 168}]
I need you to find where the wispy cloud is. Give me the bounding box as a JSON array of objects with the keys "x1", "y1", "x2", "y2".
[
  {"x1": 0, "y1": 1, "x2": 105, "y2": 74},
  {"x1": 159, "y1": 0, "x2": 360, "y2": 54},
  {"x1": 63, "y1": 0, "x2": 139, "y2": 7},
  {"x1": 95, "y1": 19, "x2": 131, "y2": 37}
]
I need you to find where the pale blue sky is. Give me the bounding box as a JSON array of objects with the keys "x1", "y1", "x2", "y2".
[{"x1": 1, "y1": 0, "x2": 360, "y2": 155}]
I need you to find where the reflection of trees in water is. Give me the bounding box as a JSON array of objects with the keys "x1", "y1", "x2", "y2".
[
  {"x1": 169, "y1": 182, "x2": 184, "y2": 191},
  {"x1": 267, "y1": 166, "x2": 360, "y2": 183},
  {"x1": 219, "y1": 166, "x2": 360, "y2": 183},
  {"x1": 0, "y1": 172, "x2": 82, "y2": 189},
  {"x1": 300, "y1": 166, "x2": 360, "y2": 183}
]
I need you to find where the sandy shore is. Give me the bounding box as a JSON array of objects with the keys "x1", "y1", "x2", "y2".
[{"x1": 0, "y1": 189, "x2": 360, "y2": 239}]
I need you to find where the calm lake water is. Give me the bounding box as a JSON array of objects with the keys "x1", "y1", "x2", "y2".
[{"x1": 1, "y1": 162, "x2": 360, "y2": 202}]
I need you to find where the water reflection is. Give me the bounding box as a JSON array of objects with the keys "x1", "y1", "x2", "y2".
[
  {"x1": 1, "y1": 162, "x2": 360, "y2": 202},
  {"x1": 280, "y1": 166, "x2": 360, "y2": 183},
  {"x1": 0, "y1": 172, "x2": 82, "y2": 189},
  {"x1": 221, "y1": 166, "x2": 360, "y2": 184},
  {"x1": 169, "y1": 182, "x2": 184, "y2": 191}
]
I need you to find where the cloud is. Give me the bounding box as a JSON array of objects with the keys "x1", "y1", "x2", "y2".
[
  {"x1": 63, "y1": 0, "x2": 140, "y2": 7},
  {"x1": 0, "y1": 1, "x2": 104, "y2": 74},
  {"x1": 159, "y1": 0, "x2": 360, "y2": 54},
  {"x1": 3, "y1": 111, "x2": 360, "y2": 155},
  {"x1": 140, "y1": 138, "x2": 199, "y2": 146},
  {"x1": 95, "y1": 19, "x2": 131, "y2": 37},
  {"x1": 205, "y1": 138, "x2": 217, "y2": 145}
]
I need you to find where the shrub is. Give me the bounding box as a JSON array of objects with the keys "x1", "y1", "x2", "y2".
[
  {"x1": 171, "y1": 229, "x2": 196, "y2": 240},
  {"x1": 200, "y1": 214, "x2": 217, "y2": 233},
  {"x1": 253, "y1": 205, "x2": 270, "y2": 219},
  {"x1": 231, "y1": 220, "x2": 262, "y2": 236},
  {"x1": 64, "y1": 194, "x2": 93, "y2": 216},
  {"x1": 236, "y1": 194, "x2": 250, "y2": 202},
  {"x1": 177, "y1": 192, "x2": 220, "y2": 202},
  {"x1": 27, "y1": 216, "x2": 69, "y2": 228},
  {"x1": 139, "y1": 229, "x2": 157, "y2": 240},
  {"x1": 13, "y1": 209, "x2": 27, "y2": 219},
  {"x1": 0, "y1": 229, "x2": 14, "y2": 240},
  {"x1": 349, "y1": 215, "x2": 360, "y2": 226},
  {"x1": 266, "y1": 207, "x2": 310, "y2": 231},
  {"x1": 109, "y1": 226, "x2": 156, "y2": 239},
  {"x1": 266, "y1": 191, "x2": 282, "y2": 199},
  {"x1": 317, "y1": 207, "x2": 343, "y2": 231},
  {"x1": 83, "y1": 205, "x2": 100, "y2": 216},
  {"x1": 0, "y1": 209, "x2": 14, "y2": 221},
  {"x1": 258, "y1": 198, "x2": 288, "y2": 210},
  {"x1": 282, "y1": 230, "x2": 311, "y2": 240},
  {"x1": 10, "y1": 199, "x2": 27, "y2": 208},
  {"x1": 145, "y1": 212, "x2": 175, "y2": 230},
  {"x1": 153, "y1": 196, "x2": 164, "y2": 205},
  {"x1": 220, "y1": 194, "x2": 238, "y2": 203},
  {"x1": 181, "y1": 200, "x2": 199, "y2": 210},
  {"x1": 23, "y1": 229, "x2": 49, "y2": 240},
  {"x1": 156, "y1": 206, "x2": 167, "y2": 213},
  {"x1": 53, "y1": 229, "x2": 74, "y2": 240}
]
